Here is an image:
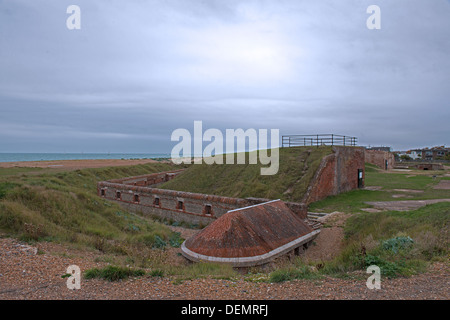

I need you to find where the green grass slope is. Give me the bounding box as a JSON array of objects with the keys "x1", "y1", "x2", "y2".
[
  {"x1": 159, "y1": 146, "x2": 334, "y2": 202},
  {"x1": 0, "y1": 162, "x2": 184, "y2": 253}
]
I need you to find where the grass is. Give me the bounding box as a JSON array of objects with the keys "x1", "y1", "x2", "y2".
[
  {"x1": 309, "y1": 163, "x2": 450, "y2": 213},
  {"x1": 269, "y1": 163, "x2": 449, "y2": 282},
  {"x1": 0, "y1": 167, "x2": 45, "y2": 177},
  {"x1": 172, "y1": 262, "x2": 238, "y2": 280},
  {"x1": 0, "y1": 162, "x2": 186, "y2": 258},
  {"x1": 160, "y1": 146, "x2": 334, "y2": 202},
  {"x1": 269, "y1": 263, "x2": 323, "y2": 282},
  {"x1": 365, "y1": 171, "x2": 439, "y2": 190},
  {"x1": 320, "y1": 202, "x2": 448, "y2": 278},
  {"x1": 84, "y1": 265, "x2": 146, "y2": 281},
  {"x1": 269, "y1": 201, "x2": 448, "y2": 282}
]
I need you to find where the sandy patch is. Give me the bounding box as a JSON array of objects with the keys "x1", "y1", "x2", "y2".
[
  {"x1": 392, "y1": 189, "x2": 424, "y2": 193},
  {"x1": 364, "y1": 186, "x2": 383, "y2": 191},
  {"x1": 433, "y1": 180, "x2": 450, "y2": 190},
  {"x1": 360, "y1": 208, "x2": 382, "y2": 213},
  {"x1": 365, "y1": 199, "x2": 450, "y2": 211},
  {"x1": 302, "y1": 212, "x2": 349, "y2": 263}
]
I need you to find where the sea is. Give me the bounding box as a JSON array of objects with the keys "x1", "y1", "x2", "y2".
[{"x1": 0, "y1": 153, "x2": 171, "y2": 163}]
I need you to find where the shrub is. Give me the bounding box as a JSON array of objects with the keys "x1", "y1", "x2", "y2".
[
  {"x1": 169, "y1": 232, "x2": 184, "y2": 248},
  {"x1": 152, "y1": 235, "x2": 167, "y2": 249},
  {"x1": 381, "y1": 236, "x2": 414, "y2": 253}
]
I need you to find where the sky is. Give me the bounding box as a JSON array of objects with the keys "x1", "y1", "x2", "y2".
[{"x1": 0, "y1": 0, "x2": 449, "y2": 153}]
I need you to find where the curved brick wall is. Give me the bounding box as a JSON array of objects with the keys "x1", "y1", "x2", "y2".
[{"x1": 303, "y1": 146, "x2": 365, "y2": 204}]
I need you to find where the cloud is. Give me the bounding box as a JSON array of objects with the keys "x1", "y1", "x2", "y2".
[{"x1": 0, "y1": 0, "x2": 449, "y2": 152}]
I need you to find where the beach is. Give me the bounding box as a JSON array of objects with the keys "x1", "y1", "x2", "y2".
[{"x1": 0, "y1": 158, "x2": 169, "y2": 170}]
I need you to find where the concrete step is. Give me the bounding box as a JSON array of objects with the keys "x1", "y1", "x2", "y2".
[
  {"x1": 304, "y1": 219, "x2": 322, "y2": 230},
  {"x1": 307, "y1": 212, "x2": 328, "y2": 217}
]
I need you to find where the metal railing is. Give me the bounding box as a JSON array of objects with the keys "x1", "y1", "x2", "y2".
[{"x1": 282, "y1": 134, "x2": 357, "y2": 148}]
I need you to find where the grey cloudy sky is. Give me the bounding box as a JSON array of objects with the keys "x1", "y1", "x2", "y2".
[{"x1": 0, "y1": 0, "x2": 449, "y2": 153}]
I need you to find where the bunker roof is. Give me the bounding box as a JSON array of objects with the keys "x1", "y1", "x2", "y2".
[{"x1": 181, "y1": 200, "x2": 318, "y2": 266}]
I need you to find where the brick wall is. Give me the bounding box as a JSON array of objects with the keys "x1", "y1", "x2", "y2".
[
  {"x1": 98, "y1": 168, "x2": 310, "y2": 225},
  {"x1": 97, "y1": 146, "x2": 365, "y2": 226},
  {"x1": 303, "y1": 146, "x2": 366, "y2": 204},
  {"x1": 365, "y1": 149, "x2": 395, "y2": 170}
]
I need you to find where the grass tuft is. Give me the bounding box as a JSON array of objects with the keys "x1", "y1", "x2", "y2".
[{"x1": 84, "y1": 265, "x2": 146, "y2": 281}]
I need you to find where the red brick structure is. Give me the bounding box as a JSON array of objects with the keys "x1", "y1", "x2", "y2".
[
  {"x1": 365, "y1": 149, "x2": 395, "y2": 170},
  {"x1": 303, "y1": 146, "x2": 366, "y2": 204},
  {"x1": 181, "y1": 200, "x2": 320, "y2": 267},
  {"x1": 97, "y1": 147, "x2": 365, "y2": 265},
  {"x1": 98, "y1": 170, "x2": 308, "y2": 225},
  {"x1": 97, "y1": 146, "x2": 366, "y2": 225},
  {"x1": 415, "y1": 163, "x2": 444, "y2": 170}
]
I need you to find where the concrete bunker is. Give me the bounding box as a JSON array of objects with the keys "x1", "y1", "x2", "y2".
[
  {"x1": 97, "y1": 144, "x2": 365, "y2": 266},
  {"x1": 181, "y1": 200, "x2": 320, "y2": 267}
]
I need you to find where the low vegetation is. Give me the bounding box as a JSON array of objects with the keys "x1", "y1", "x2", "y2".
[
  {"x1": 0, "y1": 162, "x2": 185, "y2": 260},
  {"x1": 84, "y1": 265, "x2": 146, "y2": 281}
]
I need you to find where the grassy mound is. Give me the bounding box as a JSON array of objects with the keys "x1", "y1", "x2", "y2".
[
  {"x1": 159, "y1": 146, "x2": 333, "y2": 202},
  {"x1": 0, "y1": 162, "x2": 183, "y2": 253}
]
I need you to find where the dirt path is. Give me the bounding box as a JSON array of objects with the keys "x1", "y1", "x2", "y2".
[
  {"x1": 365, "y1": 199, "x2": 450, "y2": 211},
  {"x1": 302, "y1": 212, "x2": 348, "y2": 263}
]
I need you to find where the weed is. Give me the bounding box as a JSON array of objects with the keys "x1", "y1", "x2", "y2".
[{"x1": 150, "y1": 269, "x2": 164, "y2": 277}]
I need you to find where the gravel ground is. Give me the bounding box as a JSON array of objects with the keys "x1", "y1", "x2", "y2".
[{"x1": 0, "y1": 237, "x2": 448, "y2": 300}]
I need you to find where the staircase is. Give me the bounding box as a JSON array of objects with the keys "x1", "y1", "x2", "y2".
[{"x1": 305, "y1": 212, "x2": 328, "y2": 230}]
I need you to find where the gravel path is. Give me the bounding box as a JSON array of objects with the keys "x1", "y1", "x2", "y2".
[{"x1": 0, "y1": 237, "x2": 448, "y2": 300}]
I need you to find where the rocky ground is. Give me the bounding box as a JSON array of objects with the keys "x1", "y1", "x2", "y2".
[{"x1": 0, "y1": 234, "x2": 448, "y2": 300}]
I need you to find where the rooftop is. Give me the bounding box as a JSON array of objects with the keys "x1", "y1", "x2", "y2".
[{"x1": 181, "y1": 200, "x2": 319, "y2": 267}]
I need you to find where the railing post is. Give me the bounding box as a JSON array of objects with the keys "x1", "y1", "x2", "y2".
[{"x1": 331, "y1": 134, "x2": 334, "y2": 146}]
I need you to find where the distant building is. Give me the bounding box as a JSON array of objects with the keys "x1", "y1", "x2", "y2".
[
  {"x1": 413, "y1": 146, "x2": 449, "y2": 161},
  {"x1": 365, "y1": 149, "x2": 395, "y2": 170}
]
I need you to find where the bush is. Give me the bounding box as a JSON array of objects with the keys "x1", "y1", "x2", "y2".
[
  {"x1": 169, "y1": 232, "x2": 184, "y2": 248},
  {"x1": 152, "y1": 235, "x2": 167, "y2": 249},
  {"x1": 382, "y1": 236, "x2": 414, "y2": 253}
]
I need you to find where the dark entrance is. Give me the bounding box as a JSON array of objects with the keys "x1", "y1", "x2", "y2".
[{"x1": 358, "y1": 169, "x2": 364, "y2": 188}]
